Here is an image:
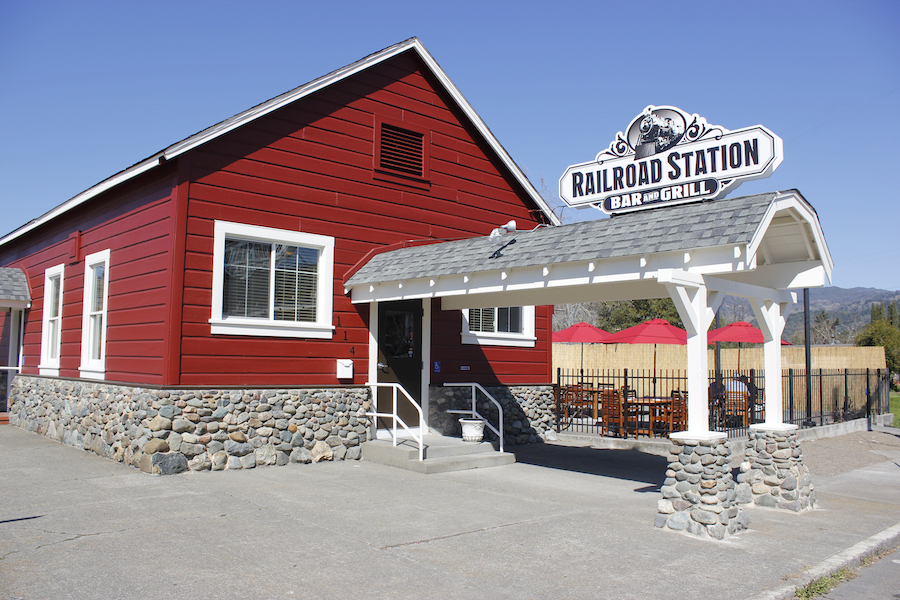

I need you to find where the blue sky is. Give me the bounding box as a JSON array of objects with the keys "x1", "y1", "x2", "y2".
[{"x1": 1, "y1": 0, "x2": 897, "y2": 290}]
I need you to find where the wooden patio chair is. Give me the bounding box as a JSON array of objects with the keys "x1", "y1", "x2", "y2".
[
  {"x1": 725, "y1": 390, "x2": 750, "y2": 428},
  {"x1": 652, "y1": 396, "x2": 673, "y2": 437},
  {"x1": 562, "y1": 384, "x2": 593, "y2": 424},
  {"x1": 619, "y1": 387, "x2": 646, "y2": 437},
  {"x1": 670, "y1": 390, "x2": 687, "y2": 432},
  {"x1": 599, "y1": 388, "x2": 626, "y2": 438}
]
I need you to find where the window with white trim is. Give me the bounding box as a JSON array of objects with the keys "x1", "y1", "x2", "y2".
[
  {"x1": 79, "y1": 249, "x2": 110, "y2": 379},
  {"x1": 39, "y1": 263, "x2": 65, "y2": 376},
  {"x1": 462, "y1": 306, "x2": 536, "y2": 347},
  {"x1": 209, "y1": 221, "x2": 335, "y2": 338}
]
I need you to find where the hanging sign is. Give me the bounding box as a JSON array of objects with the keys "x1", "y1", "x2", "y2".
[{"x1": 559, "y1": 105, "x2": 783, "y2": 214}]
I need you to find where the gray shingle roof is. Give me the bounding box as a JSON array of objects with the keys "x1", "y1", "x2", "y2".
[
  {"x1": 345, "y1": 192, "x2": 778, "y2": 287},
  {"x1": 0, "y1": 268, "x2": 30, "y2": 304}
]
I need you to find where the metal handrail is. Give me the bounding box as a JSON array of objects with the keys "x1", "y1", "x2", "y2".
[
  {"x1": 443, "y1": 382, "x2": 504, "y2": 453},
  {"x1": 364, "y1": 382, "x2": 425, "y2": 461}
]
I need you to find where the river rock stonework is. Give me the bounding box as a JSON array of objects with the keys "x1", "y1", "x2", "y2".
[
  {"x1": 9, "y1": 376, "x2": 371, "y2": 474},
  {"x1": 657, "y1": 435, "x2": 749, "y2": 540},
  {"x1": 736, "y1": 426, "x2": 816, "y2": 512},
  {"x1": 429, "y1": 385, "x2": 554, "y2": 445}
]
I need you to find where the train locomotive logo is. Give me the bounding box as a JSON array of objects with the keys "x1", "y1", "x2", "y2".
[{"x1": 559, "y1": 106, "x2": 783, "y2": 215}]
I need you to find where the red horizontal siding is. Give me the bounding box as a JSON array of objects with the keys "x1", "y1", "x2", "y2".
[
  {"x1": 1, "y1": 51, "x2": 549, "y2": 388},
  {"x1": 0, "y1": 171, "x2": 178, "y2": 382},
  {"x1": 175, "y1": 51, "x2": 550, "y2": 386}
]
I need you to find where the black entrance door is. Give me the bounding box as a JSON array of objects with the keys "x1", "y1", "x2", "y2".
[{"x1": 376, "y1": 300, "x2": 423, "y2": 430}]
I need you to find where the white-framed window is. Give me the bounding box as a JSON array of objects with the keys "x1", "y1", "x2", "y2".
[
  {"x1": 209, "y1": 221, "x2": 335, "y2": 339},
  {"x1": 462, "y1": 306, "x2": 535, "y2": 347},
  {"x1": 79, "y1": 249, "x2": 110, "y2": 379},
  {"x1": 39, "y1": 263, "x2": 65, "y2": 376}
]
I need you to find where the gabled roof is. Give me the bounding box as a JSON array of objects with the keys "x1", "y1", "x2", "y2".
[
  {"x1": 346, "y1": 191, "x2": 777, "y2": 286},
  {"x1": 0, "y1": 268, "x2": 31, "y2": 308},
  {"x1": 0, "y1": 38, "x2": 559, "y2": 247},
  {"x1": 344, "y1": 189, "x2": 833, "y2": 307}
]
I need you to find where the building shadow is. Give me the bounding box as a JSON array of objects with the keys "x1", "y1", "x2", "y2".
[{"x1": 508, "y1": 443, "x2": 667, "y2": 489}]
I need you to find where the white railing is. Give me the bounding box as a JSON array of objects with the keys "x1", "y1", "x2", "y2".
[
  {"x1": 443, "y1": 382, "x2": 504, "y2": 453},
  {"x1": 365, "y1": 382, "x2": 424, "y2": 461}
]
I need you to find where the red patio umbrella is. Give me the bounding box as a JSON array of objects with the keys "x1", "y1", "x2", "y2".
[
  {"x1": 707, "y1": 321, "x2": 790, "y2": 344},
  {"x1": 604, "y1": 318, "x2": 687, "y2": 345},
  {"x1": 707, "y1": 321, "x2": 790, "y2": 372},
  {"x1": 553, "y1": 322, "x2": 611, "y2": 343},
  {"x1": 553, "y1": 322, "x2": 611, "y2": 372},
  {"x1": 604, "y1": 319, "x2": 687, "y2": 396}
]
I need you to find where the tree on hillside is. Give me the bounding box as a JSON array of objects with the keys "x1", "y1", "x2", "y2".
[
  {"x1": 718, "y1": 297, "x2": 752, "y2": 325},
  {"x1": 871, "y1": 302, "x2": 886, "y2": 323},
  {"x1": 552, "y1": 302, "x2": 597, "y2": 330},
  {"x1": 811, "y1": 310, "x2": 841, "y2": 344},
  {"x1": 553, "y1": 298, "x2": 684, "y2": 332},
  {"x1": 856, "y1": 319, "x2": 900, "y2": 373},
  {"x1": 889, "y1": 301, "x2": 899, "y2": 329}
]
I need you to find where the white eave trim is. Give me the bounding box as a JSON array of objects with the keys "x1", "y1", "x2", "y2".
[
  {"x1": 747, "y1": 190, "x2": 833, "y2": 284},
  {"x1": 346, "y1": 243, "x2": 755, "y2": 306},
  {"x1": 0, "y1": 156, "x2": 161, "y2": 247},
  {"x1": 0, "y1": 39, "x2": 558, "y2": 249},
  {"x1": 409, "y1": 42, "x2": 560, "y2": 226}
]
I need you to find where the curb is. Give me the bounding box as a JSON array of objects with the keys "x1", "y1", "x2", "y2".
[{"x1": 744, "y1": 521, "x2": 900, "y2": 600}]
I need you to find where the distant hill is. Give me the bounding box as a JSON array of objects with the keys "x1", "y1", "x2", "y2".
[
  {"x1": 718, "y1": 286, "x2": 900, "y2": 344},
  {"x1": 554, "y1": 286, "x2": 899, "y2": 344},
  {"x1": 789, "y1": 287, "x2": 900, "y2": 342}
]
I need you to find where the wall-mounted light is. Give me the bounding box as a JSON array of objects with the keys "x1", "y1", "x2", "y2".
[{"x1": 490, "y1": 220, "x2": 517, "y2": 244}]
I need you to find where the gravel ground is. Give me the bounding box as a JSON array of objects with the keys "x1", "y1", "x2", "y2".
[{"x1": 801, "y1": 427, "x2": 900, "y2": 477}]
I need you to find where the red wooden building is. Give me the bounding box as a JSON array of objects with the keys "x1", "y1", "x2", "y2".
[{"x1": 0, "y1": 38, "x2": 558, "y2": 421}]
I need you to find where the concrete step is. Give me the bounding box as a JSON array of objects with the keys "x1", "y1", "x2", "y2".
[{"x1": 361, "y1": 434, "x2": 515, "y2": 474}]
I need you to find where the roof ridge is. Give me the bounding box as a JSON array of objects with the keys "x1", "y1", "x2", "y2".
[{"x1": 0, "y1": 38, "x2": 558, "y2": 248}]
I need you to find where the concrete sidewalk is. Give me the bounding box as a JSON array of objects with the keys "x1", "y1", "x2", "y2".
[{"x1": 0, "y1": 425, "x2": 898, "y2": 600}]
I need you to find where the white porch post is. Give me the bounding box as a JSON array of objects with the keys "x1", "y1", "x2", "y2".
[
  {"x1": 749, "y1": 298, "x2": 793, "y2": 428},
  {"x1": 660, "y1": 270, "x2": 722, "y2": 436},
  {"x1": 745, "y1": 297, "x2": 816, "y2": 513},
  {"x1": 658, "y1": 271, "x2": 746, "y2": 539}
]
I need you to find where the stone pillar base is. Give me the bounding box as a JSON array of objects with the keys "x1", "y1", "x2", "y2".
[
  {"x1": 737, "y1": 425, "x2": 816, "y2": 512},
  {"x1": 657, "y1": 433, "x2": 748, "y2": 540}
]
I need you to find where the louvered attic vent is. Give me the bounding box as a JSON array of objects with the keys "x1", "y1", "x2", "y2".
[{"x1": 379, "y1": 123, "x2": 424, "y2": 177}]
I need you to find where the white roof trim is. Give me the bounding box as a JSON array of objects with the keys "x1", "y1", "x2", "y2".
[
  {"x1": 747, "y1": 190, "x2": 833, "y2": 284},
  {"x1": 0, "y1": 38, "x2": 559, "y2": 248}
]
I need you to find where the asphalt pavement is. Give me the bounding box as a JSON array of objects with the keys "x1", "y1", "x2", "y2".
[
  {"x1": 826, "y1": 546, "x2": 899, "y2": 600},
  {"x1": 0, "y1": 424, "x2": 898, "y2": 600}
]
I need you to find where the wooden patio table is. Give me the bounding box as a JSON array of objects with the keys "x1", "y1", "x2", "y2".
[{"x1": 629, "y1": 396, "x2": 674, "y2": 437}]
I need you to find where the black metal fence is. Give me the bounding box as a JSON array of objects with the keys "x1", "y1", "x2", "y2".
[{"x1": 555, "y1": 367, "x2": 891, "y2": 438}]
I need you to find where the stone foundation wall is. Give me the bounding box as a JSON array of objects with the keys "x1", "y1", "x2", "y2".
[
  {"x1": 657, "y1": 436, "x2": 749, "y2": 539},
  {"x1": 9, "y1": 376, "x2": 372, "y2": 474},
  {"x1": 737, "y1": 427, "x2": 816, "y2": 512},
  {"x1": 429, "y1": 385, "x2": 555, "y2": 445}
]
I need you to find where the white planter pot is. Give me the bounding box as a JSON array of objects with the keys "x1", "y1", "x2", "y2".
[{"x1": 458, "y1": 418, "x2": 486, "y2": 442}]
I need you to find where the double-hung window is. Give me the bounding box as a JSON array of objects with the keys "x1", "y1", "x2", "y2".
[
  {"x1": 39, "y1": 264, "x2": 65, "y2": 376},
  {"x1": 79, "y1": 249, "x2": 110, "y2": 379},
  {"x1": 462, "y1": 306, "x2": 535, "y2": 347},
  {"x1": 210, "y1": 221, "x2": 335, "y2": 338}
]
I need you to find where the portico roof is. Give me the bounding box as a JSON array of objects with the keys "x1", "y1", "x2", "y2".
[
  {"x1": 0, "y1": 268, "x2": 31, "y2": 309},
  {"x1": 344, "y1": 189, "x2": 832, "y2": 309}
]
